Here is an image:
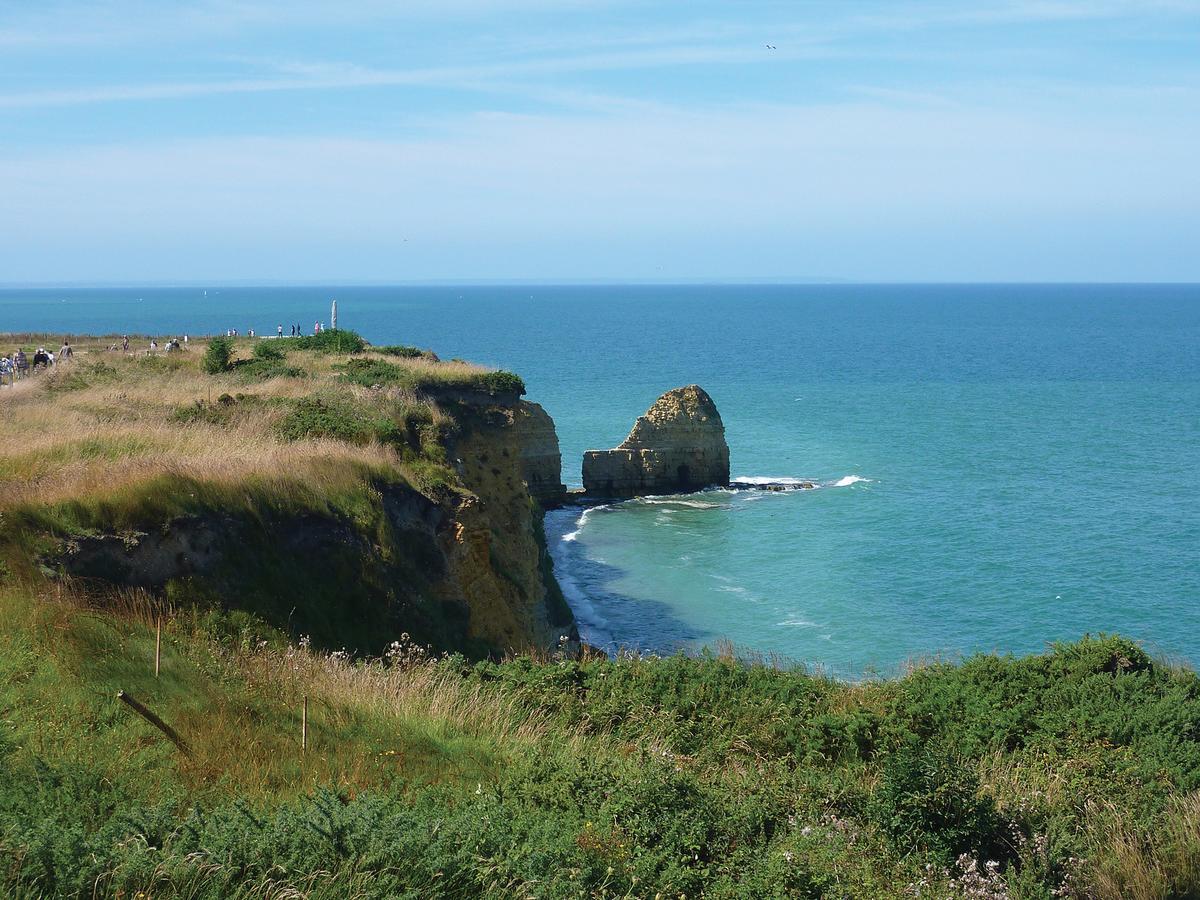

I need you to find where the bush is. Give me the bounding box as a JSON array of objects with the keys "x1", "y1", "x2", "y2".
[
  {"x1": 474, "y1": 370, "x2": 525, "y2": 396},
  {"x1": 872, "y1": 745, "x2": 1010, "y2": 863},
  {"x1": 275, "y1": 397, "x2": 398, "y2": 445},
  {"x1": 232, "y1": 359, "x2": 306, "y2": 383},
  {"x1": 252, "y1": 341, "x2": 285, "y2": 361},
  {"x1": 202, "y1": 336, "x2": 234, "y2": 374},
  {"x1": 276, "y1": 329, "x2": 366, "y2": 354},
  {"x1": 374, "y1": 345, "x2": 438, "y2": 360},
  {"x1": 337, "y1": 358, "x2": 526, "y2": 397},
  {"x1": 339, "y1": 357, "x2": 408, "y2": 388}
]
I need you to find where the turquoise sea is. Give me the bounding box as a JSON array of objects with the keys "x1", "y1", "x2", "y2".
[{"x1": 3, "y1": 284, "x2": 1198, "y2": 675}]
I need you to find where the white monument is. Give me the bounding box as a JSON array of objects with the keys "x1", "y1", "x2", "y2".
[{"x1": 330, "y1": 298, "x2": 338, "y2": 331}]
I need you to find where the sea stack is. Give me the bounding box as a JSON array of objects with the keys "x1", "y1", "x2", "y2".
[{"x1": 582, "y1": 385, "x2": 730, "y2": 498}]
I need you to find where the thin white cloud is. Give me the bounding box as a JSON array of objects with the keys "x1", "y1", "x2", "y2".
[{"x1": 0, "y1": 43, "x2": 837, "y2": 110}]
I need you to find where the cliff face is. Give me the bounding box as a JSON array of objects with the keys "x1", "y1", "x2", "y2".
[
  {"x1": 514, "y1": 401, "x2": 567, "y2": 508},
  {"x1": 442, "y1": 398, "x2": 574, "y2": 650},
  {"x1": 55, "y1": 390, "x2": 575, "y2": 657},
  {"x1": 582, "y1": 385, "x2": 730, "y2": 498}
]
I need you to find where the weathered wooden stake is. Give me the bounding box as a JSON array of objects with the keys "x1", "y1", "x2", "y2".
[
  {"x1": 154, "y1": 618, "x2": 162, "y2": 678},
  {"x1": 302, "y1": 695, "x2": 308, "y2": 751},
  {"x1": 116, "y1": 690, "x2": 190, "y2": 756}
]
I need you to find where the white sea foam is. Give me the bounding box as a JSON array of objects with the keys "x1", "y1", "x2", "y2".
[
  {"x1": 831, "y1": 475, "x2": 872, "y2": 487},
  {"x1": 561, "y1": 504, "x2": 607, "y2": 542},
  {"x1": 546, "y1": 509, "x2": 614, "y2": 647},
  {"x1": 553, "y1": 564, "x2": 613, "y2": 647},
  {"x1": 731, "y1": 475, "x2": 812, "y2": 486},
  {"x1": 634, "y1": 496, "x2": 728, "y2": 509}
]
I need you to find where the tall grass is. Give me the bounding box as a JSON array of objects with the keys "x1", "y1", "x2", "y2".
[{"x1": 3, "y1": 576, "x2": 1200, "y2": 896}]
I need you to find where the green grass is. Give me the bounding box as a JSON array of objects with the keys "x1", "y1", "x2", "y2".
[
  {"x1": 373, "y1": 344, "x2": 439, "y2": 360},
  {"x1": 1, "y1": 590, "x2": 1197, "y2": 899},
  {"x1": 336, "y1": 357, "x2": 526, "y2": 397}
]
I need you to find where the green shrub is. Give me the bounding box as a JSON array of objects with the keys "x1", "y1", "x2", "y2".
[
  {"x1": 337, "y1": 358, "x2": 525, "y2": 397},
  {"x1": 374, "y1": 345, "x2": 437, "y2": 360},
  {"x1": 275, "y1": 397, "x2": 397, "y2": 445},
  {"x1": 202, "y1": 336, "x2": 234, "y2": 374},
  {"x1": 232, "y1": 359, "x2": 306, "y2": 382},
  {"x1": 872, "y1": 745, "x2": 1010, "y2": 863},
  {"x1": 252, "y1": 340, "x2": 285, "y2": 361},
  {"x1": 339, "y1": 357, "x2": 408, "y2": 388},
  {"x1": 474, "y1": 370, "x2": 525, "y2": 396},
  {"x1": 276, "y1": 329, "x2": 366, "y2": 354}
]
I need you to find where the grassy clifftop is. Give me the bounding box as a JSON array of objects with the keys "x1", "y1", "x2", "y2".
[{"x1": 0, "y1": 332, "x2": 564, "y2": 656}]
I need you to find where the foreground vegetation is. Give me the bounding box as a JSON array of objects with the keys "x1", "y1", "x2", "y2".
[
  {"x1": 2, "y1": 333, "x2": 1198, "y2": 897},
  {"x1": 0, "y1": 581, "x2": 1197, "y2": 899}
]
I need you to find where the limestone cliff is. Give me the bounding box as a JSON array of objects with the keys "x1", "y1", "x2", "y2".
[
  {"x1": 55, "y1": 389, "x2": 575, "y2": 658},
  {"x1": 443, "y1": 398, "x2": 574, "y2": 650},
  {"x1": 514, "y1": 401, "x2": 567, "y2": 508},
  {"x1": 582, "y1": 385, "x2": 730, "y2": 498}
]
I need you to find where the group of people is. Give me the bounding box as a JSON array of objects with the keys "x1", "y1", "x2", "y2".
[
  {"x1": 0, "y1": 341, "x2": 73, "y2": 387},
  {"x1": 104, "y1": 335, "x2": 188, "y2": 353},
  {"x1": 277, "y1": 323, "x2": 324, "y2": 337},
  {"x1": 3, "y1": 318, "x2": 333, "y2": 390}
]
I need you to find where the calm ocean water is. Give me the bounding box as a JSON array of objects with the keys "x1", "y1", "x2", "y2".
[{"x1": 3, "y1": 284, "x2": 1198, "y2": 674}]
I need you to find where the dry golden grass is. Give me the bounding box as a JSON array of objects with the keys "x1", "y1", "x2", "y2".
[
  {"x1": 1086, "y1": 792, "x2": 1200, "y2": 900},
  {"x1": 0, "y1": 342, "x2": 423, "y2": 511},
  {"x1": 975, "y1": 749, "x2": 1076, "y2": 816},
  {"x1": 243, "y1": 641, "x2": 576, "y2": 752}
]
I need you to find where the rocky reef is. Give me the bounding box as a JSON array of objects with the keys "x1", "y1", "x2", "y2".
[{"x1": 582, "y1": 385, "x2": 730, "y2": 498}]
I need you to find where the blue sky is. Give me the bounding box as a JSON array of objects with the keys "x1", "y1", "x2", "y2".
[{"x1": 1, "y1": 0, "x2": 1198, "y2": 283}]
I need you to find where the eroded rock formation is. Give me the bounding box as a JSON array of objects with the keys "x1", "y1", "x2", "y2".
[
  {"x1": 515, "y1": 401, "x2": 567, "y2": 507},
  {"x1": 582, "y1": 385, "x2": 730, "y2": 498}
]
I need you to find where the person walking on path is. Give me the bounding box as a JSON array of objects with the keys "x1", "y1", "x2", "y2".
[
  {"x1": 58, "y1": 340, "x2": 73, "y2": 362},
  {"x1": 14, "y1": 349, "x2": 29, "y2": 379},
  {"x1": 0, "y1": 354, "x2": 13, "y2": 388}
]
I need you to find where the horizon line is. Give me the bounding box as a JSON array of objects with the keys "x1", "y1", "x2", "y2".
[{"x1": 3, "y1": 279, "x2": 1200, "y2": 290}]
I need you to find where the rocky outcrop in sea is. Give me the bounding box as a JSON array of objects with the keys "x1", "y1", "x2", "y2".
[{"x1": 582, "y1": 385, "x2": 730, "y2": 498}]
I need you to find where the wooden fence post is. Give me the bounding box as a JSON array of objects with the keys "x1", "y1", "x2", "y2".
[{"x1": 117, "y1": 690, "x2": 190, "y2": 756}]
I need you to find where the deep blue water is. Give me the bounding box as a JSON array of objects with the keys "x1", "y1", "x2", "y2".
[{"x1": 3, "y1": 284, "x2": 1198, "y2": 674}]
